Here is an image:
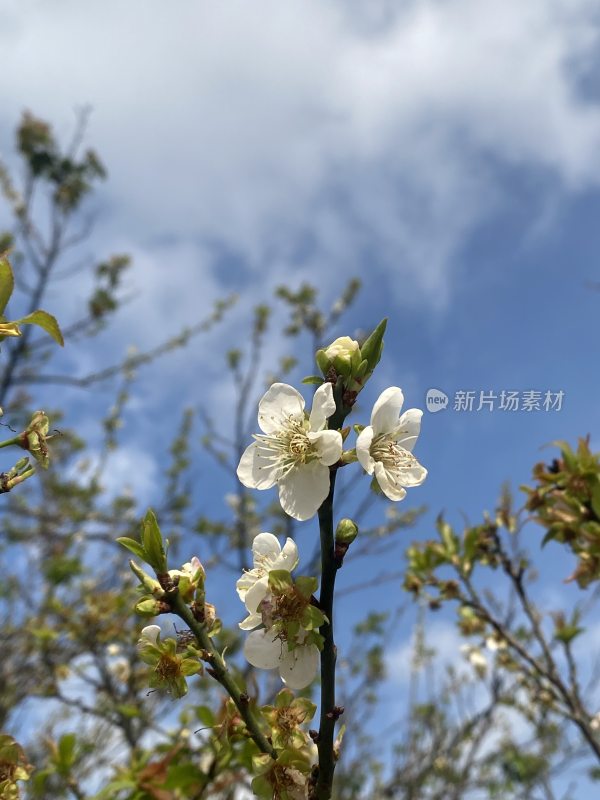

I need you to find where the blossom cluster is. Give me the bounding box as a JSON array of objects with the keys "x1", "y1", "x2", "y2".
[
  {"x1": 237, "y1": 369, "x2": 427, "y2": 520},
  {"x1": 119, "y1": 327, "x2": 428, "y2": 800},
  {"x1": 237, "y1": 533, "x2": 324, "y2": 689}
]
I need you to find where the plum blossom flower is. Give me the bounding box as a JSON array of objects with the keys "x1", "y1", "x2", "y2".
[
  {"x1": 167, "y1": 556, "x2": 205, "y2": 602},
  {"x1": 236, "y1": 532, "x2": 298, "y2": 622},
  {"x1": 237, "y1": 382, "x2": 343, "y2": 521},
  {"x1": 237, "y1": 534, "x2": 322, "y2": 689},
  {"x1": 356, "y1": 387, "x2": 427, "y2": 501},
  {"x1": 244, "y1": 628, "x2": 320, "y2": 690},
  {"x1": 137, "y1": 625, "x2": 201, "y2": 697},
  {"x1": 169, "y1": 556, "x2": 203, "y2": 580}
]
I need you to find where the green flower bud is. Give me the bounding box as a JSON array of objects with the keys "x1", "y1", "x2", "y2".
[
  {"x1": 315, "y1": 348, "x2": 331, "y2": 375},
  {"x1": 335, "y1": 518, "x2": 358, "y2": 546},
  {"x1": 334, "y1": 518, "x2": 359, "y2": 566},
  {"x1": 135, "y1": 596, "x2": 167, "y2": 616},
  {"x1": 323, "y1": 336, "x2": 361, "y2": 376}
]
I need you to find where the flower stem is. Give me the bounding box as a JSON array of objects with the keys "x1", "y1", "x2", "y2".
[
  {"x1": 314, "y1": 467, "x2": 340, "y2": 800},
  {"x1": 0, "y1": 436, "x2": 22, "y2": 450},
  {"x1": 168, "y1": 592, "x2": 276, "y2": 759}
]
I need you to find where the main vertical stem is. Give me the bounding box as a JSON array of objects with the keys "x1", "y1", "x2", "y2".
[{"x1": 315, "y1": 467, "x2": 339, "y2": 800}]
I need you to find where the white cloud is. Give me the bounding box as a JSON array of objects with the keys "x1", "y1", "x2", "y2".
[
  {"x1": 387, "y1": 618, "x2": 466, "y2": 685},
  {"x1": 1, "y1": 0, "x2": 599, "y2": 310},
  {"x1": 69, "y1": 444, "x2": 159, "y2": 508}
]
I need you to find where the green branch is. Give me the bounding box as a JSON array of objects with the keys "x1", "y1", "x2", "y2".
[{"x1": 169, "y1": 592, "x2": 276, "y2": 759}]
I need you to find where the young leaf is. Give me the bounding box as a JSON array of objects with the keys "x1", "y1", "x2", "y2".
[
  {"x1": 18, "y1": 310, "x2": 64, "y2": 346},
  {"x1": 141, "y1": 509, "x2": 167, "y2": 572},
  {"x1": 116, "y1": 537, "x2": 147, "y2": 560},
  {"x1": 0, "y1": 255, "x2": 14, "y2": 315}
]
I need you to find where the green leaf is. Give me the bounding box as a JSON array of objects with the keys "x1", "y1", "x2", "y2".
[
  {"x1": 554, "y1": 625, "x2": 584, "y2": 644},
  {"x1": 359, "y1": 317, "x2": 387, "y2": 371},
  {"x1": 437, "y1": 515, "x2": 458, "y2": 558},
  {"x1": 115, "y1": 704, "x2": 140, "y2": 718},
  {"x1": 18, "y1": 309, "x2": 64, "y2": 346},
  {"x1": 301, "y1": 375, "x2": 324, "y2": 385},
  {"x1": 196, "y1": 705, "x2": 216, "y2": 727},
  {"x1": 57, "y1": 733, "x2": 76, "y2": 771},
  {"x1": 116, "y1": 537, "x2": 147, "y2": 560},
  {"x1": 0, "y1": 255, "x2": 14, "y2": 315},
  {"x1": 141, "y1": 509, "x2": 167, "y2": 571}
]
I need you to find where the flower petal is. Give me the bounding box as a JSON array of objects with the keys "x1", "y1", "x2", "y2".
[
  {"x1": 356, "y1": 426, "x2": 375, "y2": 474},
  {"x1": 279, "y1": 644, "x2": 320, "y2": 689},
  {"x1": 237, "y1": 442, "x2": 278, "y2": 490},
  {"x1": 395, "y1": 409, "x2": 422, "y2": 452},
  {"x1": 309, "y1": 382, "x2": 336, "y2": 432},
  {"x1": 278, "y1": 462, "x2": 330, "y2": 521},
  {"x1": 274, "y1": 538, "x2": 299, "y2": 572},
  {"x1": 245, "y1": 576, "x2": 270, "y2": 614},
  {"x1": 308, "y1": 429, "x2": 343, "y2": 466},
  {"x1": 396, "y1": 456, "x2": 428, "y2": 487},
  {"x1": 239, "y1": 613, "x2": 263, "y2": 631},
  {"x1": 252, "y1": 532, "x2": 282, "y2": 563},
  {"x1": 374, "y1": 461, "x2": 407, "y2": 502},
  {"x1": 244, "y1": 629, "x2": 283, "y2": 669},
  {"x1": 371, "y1": 387, "x2": 404, "y2": 437},
  {"x1": 257, "y1": 383, "x2": 305, "y2": 434},
  {"x1": 236, "y1": 568, "x2": 261, "y2": 601},
  {"x1": 139, "y1": 625, "x2": 161, "y2": 644}
]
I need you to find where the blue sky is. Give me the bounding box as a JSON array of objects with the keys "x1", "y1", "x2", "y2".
[{"x1": 2, "y1": 0, "x2": 600, "y2": 792}]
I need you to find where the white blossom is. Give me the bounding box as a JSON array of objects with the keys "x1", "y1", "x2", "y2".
[
  {"x1": 237, "y1": 382, "x2": 343, "y2": 520},
  {"x1": 236, "y1": 533, "x2": 298, "y2": 629},
  {"x1": 169, "y1": 556, "x2": 202, "y2": 581},
  {"x1": 356, "y1": 387, "x2": 427, "y2": 501},
  {"x1": 324, "y1": 336, "x2": 359, "y2": 360},
  {"x1": 243, "y1": 628, "x2": 320, "y2": 690},
  {"x1": 237, "y1": 532, "x2": 319, "y2": 689}
]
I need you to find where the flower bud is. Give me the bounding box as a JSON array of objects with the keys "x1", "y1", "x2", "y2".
[
  {"x1": 334, "y1": 519, "x2": 358, "y2": 566},
  {"x1": 335, "y1": 518, "x2": 358, "y2": 546},
  {"x1": 135, "y1": 596, "x2": 168, "y2": 617},
  {"x1": 322, "y1": 336, "x2": 361, "y2": 377}
]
